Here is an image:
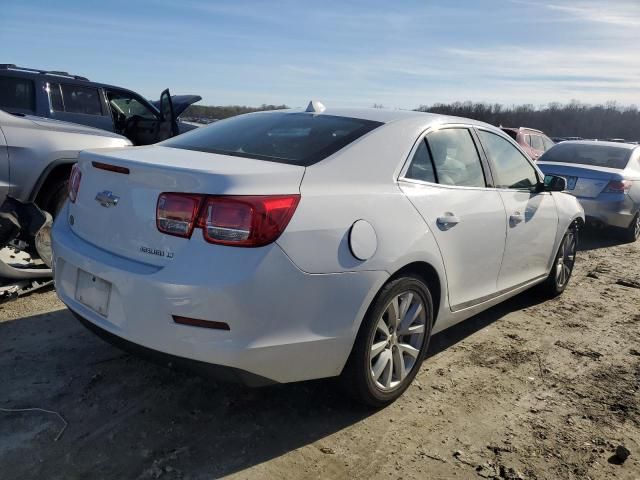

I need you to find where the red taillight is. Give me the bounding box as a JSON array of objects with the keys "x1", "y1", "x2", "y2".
[
  {"x1": 155, "y1": 193, "x2": 300, "y2": 247},
  {"x1": 68, "y1": 164, "x2": 82, "y2": 203},
  {"x1": 604, "y1": 180, "x2": 632, "y2": 194},
  {"x1": 198, "y1": 195, "x2": 300, "y2": 247},
  {"x1": 156, "y1": 193, "x2": 202, "y2": 238}
]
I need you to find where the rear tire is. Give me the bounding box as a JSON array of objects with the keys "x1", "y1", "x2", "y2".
[
  {"x1": 620, "y1": 213, "x2": 640, "y2": 243},
  {"x1": 539, "y1": 222, "x2": 578, "y2": 298},
  {"x1": 341, "y1": 275, "x2": 433, "y2": 408}
]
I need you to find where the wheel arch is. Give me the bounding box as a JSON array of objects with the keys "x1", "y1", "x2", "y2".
[
  {"x1": 388, "y1": 261, "x2": 444, "y2": 325},
  {"x1": 31, "y1": 159, "x2": 75, "y2": 209}
]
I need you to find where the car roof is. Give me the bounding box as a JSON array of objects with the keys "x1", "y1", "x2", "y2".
[
  {"x1": 501, "y1": 126, "x2": 544, "y2": 134},
  {"x1": 559, "y1": 140, "x2": 639, "y2": 150},
  {"x1": 0, "y1": 67, "x2": 140, "y2": 96},
  {"x1": 282, "y1": 106, "x2": 497, "y2": 130}
]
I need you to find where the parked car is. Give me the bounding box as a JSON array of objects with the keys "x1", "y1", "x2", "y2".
[
  {"x1": 0, "y1": 108, "x2": 130, "y2": 284},
  {"x1": 501, "y1": 127, "x2": 555, "y2": 161},
  {"x1": 0, "y1": 64, "x2": 201, "y2": 146},
  {"x1": 52, "y1": 104, "x2": 584, "y2": 406},
  {"x1": 538, "y1": 141, "x2": 640, "y2": 242}
]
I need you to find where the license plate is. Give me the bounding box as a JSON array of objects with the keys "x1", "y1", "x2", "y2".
[
  {"x1": 565, "y1": 176, "x2": 578, "y2": 190},
  {"x1": 75, "y1": 269, "x2": 112, "y2": 316}
]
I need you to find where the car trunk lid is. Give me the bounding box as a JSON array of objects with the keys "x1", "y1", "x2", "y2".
[
  {"x1": 68, "y1": 145, "x2": 304, "y2": 266},
  {"x1": 537, "y1": 162, "x2": 624, "y2": 198}
]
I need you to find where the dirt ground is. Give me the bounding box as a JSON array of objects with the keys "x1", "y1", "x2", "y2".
[{"x1": 1, "y1": 229, "x2": 639, "y2": 480}]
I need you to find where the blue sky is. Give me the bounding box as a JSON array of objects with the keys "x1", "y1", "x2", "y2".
[{"x1": 3, "y1": 0, "x2": 640, "y2": 108}]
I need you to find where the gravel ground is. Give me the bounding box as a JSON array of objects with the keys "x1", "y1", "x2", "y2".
[{"x1": 0, "y1": 229, "x2": 639, "y2": 480}]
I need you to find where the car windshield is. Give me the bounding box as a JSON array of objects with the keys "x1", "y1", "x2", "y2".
[
  {"x1": 161, "y1": 111, "x2": 382, "y2": 166},
  {"x1": 540, "y1": 143, "x2": 632, "y2": 169}
]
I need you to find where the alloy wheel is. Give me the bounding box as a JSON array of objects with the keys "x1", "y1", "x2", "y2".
[
  {"x1": 369, "y1": 291, "x2": 426, "y2": 391},
  {"x1": 555, "y1": 229, "x2": 577, "y2": 288}
]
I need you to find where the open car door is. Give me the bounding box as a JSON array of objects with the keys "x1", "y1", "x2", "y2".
[{"x1": 157, "y1": 89, "x2": 178, "y2": 141}]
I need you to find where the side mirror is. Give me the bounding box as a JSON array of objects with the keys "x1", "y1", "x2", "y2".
[{"x1": 543, "y1": 174, "x2": 566, "y2": 192}]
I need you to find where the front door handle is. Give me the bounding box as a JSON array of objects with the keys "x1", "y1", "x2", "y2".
[
  {"x1": 510, "y1": 212, "x2": 525, "y2": 225},
  {"x1": 436, "y1": 213, "x2": 460, "y2": 230}
]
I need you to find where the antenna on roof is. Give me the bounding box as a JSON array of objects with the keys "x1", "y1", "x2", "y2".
[{"x1": 305, "y1": 100, "x2": 326, "y2": 113}]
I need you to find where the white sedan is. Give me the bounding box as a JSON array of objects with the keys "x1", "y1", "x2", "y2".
[{"x1": 52, "y1": 103, "x2": 584, "y2": 406}]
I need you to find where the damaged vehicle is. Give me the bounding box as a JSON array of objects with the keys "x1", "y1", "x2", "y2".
[
  {"x1": 0, "y1": 64, "x2": 201, "y2": 146},
  {"x1": 52, "y1": 104, "x2": 585, "y2": 406},
  {"x1": 0, "y1": 108, "x2": 130, "y2": 299}
]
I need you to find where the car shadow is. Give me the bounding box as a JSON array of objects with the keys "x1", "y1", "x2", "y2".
[
  {"x1": 0, "y1": 287, "x2": 553, "y2": 479},
  {"x1": 578, "y1": 226, "x2": 628, "y2": 251}
]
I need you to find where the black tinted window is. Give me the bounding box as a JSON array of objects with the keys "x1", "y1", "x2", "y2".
[
  {"x1": 426, "y1": 128, "x2": 485, "y2": 187},
  {"x1": 162, "y1": 112, "x2": 382, "y2": 166},
  {"x1": 0, "y1": 77, "x2": 35, "y2": 112},
  {"x1": 478, "y1": 130, "x2": 538, "y2": 189},
  {"x1": 51, "y1": 83, "x2": 102, "y2": 115},
  {"x1": 406, "y1": 140, "x2": 436, "y2": 183},
  {"x1": 539, "y1": 143, "x2": 632, "y2": 169}
]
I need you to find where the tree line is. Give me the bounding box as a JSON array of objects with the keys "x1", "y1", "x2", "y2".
[
  {"x1": 183, "y1": 103, "x2": 287, "y2": 121},
  {"x1": 417, "y1": 101, "x2": 640, "y2": 140}
]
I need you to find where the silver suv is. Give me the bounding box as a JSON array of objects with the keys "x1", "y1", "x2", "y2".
[{"x1": 0, "y1": 108, "x2": 130, "y2": 284}]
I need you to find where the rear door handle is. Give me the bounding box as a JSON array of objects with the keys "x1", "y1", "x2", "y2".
[
  {"x1": 510, "y1": 212, "x2": 525, "y2": 225},
  {"x1": 436, "y1": 213, "x2": 460, "y2": 230}
]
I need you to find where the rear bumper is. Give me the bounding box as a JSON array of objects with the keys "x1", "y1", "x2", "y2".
[
  {"x1": 52, "y1": 206, "x2": 388, "y2": 384},
  {"x1": 577, "y1": 195, "x2": 637, "y2": 229}
]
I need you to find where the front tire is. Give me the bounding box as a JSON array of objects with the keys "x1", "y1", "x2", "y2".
[
  {"x1": 539, "y1": 222, "x2": 578, "y2": 298},
  {"x1": 341, "y1": 275, "x2": 433, "y2": 408}
]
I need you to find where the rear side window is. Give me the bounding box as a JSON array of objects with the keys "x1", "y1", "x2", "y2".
[
  {"x1": 530, "y1": 135, "x2": 544, "y2": 151},
  {"x1": 425, "y1": 128, "x2": 485, "y2": 187},
  {"x1": 49, "y1": 83, "x2": 102, "y2": 115},
  {"x1": 539, "y1": 143, "x2": 632, "y2": 169},
  {"x1": 405, "y1": 140, "x2": 437, "y2": 183},
  {"x1": 161, "y1": 112, "x2": 382, "y2": 166},
  {"x1": 478, "y1": 130, "x2": 538, "y2": 190},
  {"x1": 0, "y1": 77, "x2": 35, "y2": 112}
]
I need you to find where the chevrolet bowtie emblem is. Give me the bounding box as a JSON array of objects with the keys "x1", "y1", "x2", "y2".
[{"x1": 95, "y1": 190, "x2": 120, "y2": 208}]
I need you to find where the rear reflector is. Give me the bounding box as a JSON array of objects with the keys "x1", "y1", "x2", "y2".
[
  {"x1": 172, "y1": 315, "x2": 230, "y2": 331},
  {"x1": 604, "y1": 180, "x2": 632, "y2": 194},
  {"x1": 68, "y1": 163, "x2": 82, "y2": 203},
  {"x1": 92, "y1": 161, "x2": 130, "y2": 174},
  {"x1": 156, "y1": 193, "x2": 202, "y2": 238}
]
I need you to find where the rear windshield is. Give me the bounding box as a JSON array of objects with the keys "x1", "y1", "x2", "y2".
[
  {"x1": 161, "y1": 112, "x2": 382, "y2": 166},
  {"x1": 540, "y1": 143, "x2": 632, "y2": 169}
]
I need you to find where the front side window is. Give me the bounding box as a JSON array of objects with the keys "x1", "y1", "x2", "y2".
[
  {"x1": 425, "y1": 128, "x2": 485, "y2": 187},
  {"x1": 50, "y1": 83, "x2": 102, "y2": 115},
  {"x1": 405, "y1": 139, "x2": 437, "y2": 183},
  {"x1": 162, "y1": 112, "x2": 382, "y2": 166},
  {"x1": 542, "y1": 136, "x2": 554, "y2": 151},
  {"x1": 107, "y1": 92, "x2": 157, "y2": 120},
  {"x1": 0, "y1": 77, "x2": 35, "y2": 112},
  {"x1": 478, "y1": 130, "x2": 539, "y2": 190}
]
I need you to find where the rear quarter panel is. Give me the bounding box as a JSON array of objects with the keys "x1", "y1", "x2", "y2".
[{"x1": 276, "y1": 119, "x2": 449, "y2": 325}]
